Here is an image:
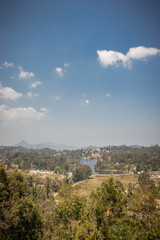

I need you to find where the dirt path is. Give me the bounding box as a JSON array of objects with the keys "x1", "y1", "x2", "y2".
[
  {"x1": 53, "y1": 178, "x2": 91, "y2": 200},
  {"x1": 72, "y1": 179, "x2": 87, "y2": 186},
  {"x1": 53, "y1": 176, "x2": 96, "y2": 202}
]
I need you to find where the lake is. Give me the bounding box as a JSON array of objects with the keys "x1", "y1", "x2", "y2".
[
  {"x1": 80, "y1": 158, "x2": 97, "y2": 174},
  {"x1": 79, "y1": 158, "x2": 120, "y2": 175}
]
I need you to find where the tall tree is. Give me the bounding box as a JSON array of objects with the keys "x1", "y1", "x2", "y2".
[{"x1": 0, "y1": 164, "x2": 43, "y2": 240}]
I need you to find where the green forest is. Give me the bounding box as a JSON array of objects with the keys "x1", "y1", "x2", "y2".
[
  {"x1": 0, "y1": 145, "x2": 160, "y2": 239},
  {"x1": 95, "y1": 145, "x2": 160, "y2": 173},
  {"x1": 1, "y1": 164, "x2": 160, "y2": 239}
]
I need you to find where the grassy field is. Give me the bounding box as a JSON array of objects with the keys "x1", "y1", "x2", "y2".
[
  {"x1": 55, "y1": 174, "x2": 138, "y2": 201},
  {"x1": 73, "y1": 175, "x2": 138, "y2": 199}
]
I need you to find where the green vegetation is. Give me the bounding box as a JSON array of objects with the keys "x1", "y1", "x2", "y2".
[
  {"x1": 50, "y1": 174, "x2": 160, "y2": 239},
  {"x1": 1, "y1": 163, "x2": 160, "y2": 239},
  {"x1": 72, "y1": 164, "x2": 92, "y2": 182},
  {"x1": 95, "y1": 145, "x2": 160, "y2": 173},
  {"x1": 0, "y1": 164, "x2": 43, "y2": 240},
  {"x1": 5, "y1": 152, "x2": 67, "y2": 171},
  {"x1": 1, "y1": 145, "x2": 160, "y2": 175},
  {"x1": 0, "y1": 145, "x2": 160, "y2": 239}
]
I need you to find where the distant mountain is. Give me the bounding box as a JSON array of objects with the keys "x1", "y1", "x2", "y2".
[
  {"x1": 15, "y1": 141, "x2": 79, "y2": 151},
  {"x1": 83, "y1": 145, "x2": 99, "y2": 150},
  {"x1": 129, "y1": 145, "x2": 142, "y2": 149},
  {"x1": 15, "y1": 141, "x2": 32, "y2": 149}
]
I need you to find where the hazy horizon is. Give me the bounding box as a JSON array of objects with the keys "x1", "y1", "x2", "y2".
[
  {"x1": 0, "y1": 139, "x2": 158, "y2": 149},
  {"x1": 0, "y1": 0, "x2": 160, "y2": 147}
]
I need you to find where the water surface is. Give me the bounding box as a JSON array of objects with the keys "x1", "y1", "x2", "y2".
[
  {"x1": 80, "y1": 158, "x2": 97, "y2": 174},
  {"x1": 79, "y1": 158, "x2": 121, "y2": 175}
]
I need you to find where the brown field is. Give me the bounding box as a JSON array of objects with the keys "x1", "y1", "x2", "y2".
[
  {"x1": 54, "y1": 174, "x2": 138, "y2": 201},
  {"x1": 73, "y1": 175, "x2": 138, "y2": 199}
]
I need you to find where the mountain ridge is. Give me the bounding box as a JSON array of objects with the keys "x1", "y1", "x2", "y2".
[{"x1": 14, "y1": 141, "x2": 80, "y2": 151}]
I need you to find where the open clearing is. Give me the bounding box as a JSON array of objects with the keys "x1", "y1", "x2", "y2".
[
  {"x1": 54, "y1": 174, "x2": 138, "y2": 201},
  {"x1": 72, "y1": 175, "x2": 138, "y2": 199}
]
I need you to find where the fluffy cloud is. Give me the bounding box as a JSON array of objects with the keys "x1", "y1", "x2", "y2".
[
  {"x1": 55, "y1": 67, "x2": 63, "y2": 77},
  {"x1": 106, "y1": 93, "x2": 112, "y2": 97},
  {"x1": 54, "y1": 62, "x2": 70, "y2": 77},
  {"x1": 85, "y1": 99, "x2": 90, "y2": 104},
  {"x1": 126, "y1": 46, "x2": 160, "y2": 60},
  {"x1": 0, "y1": 83, "x2": 22, "y2": 100},
  {"x1": 3, "y1": 61, "x2": 14, "y2": 68},
  {"x1": 54, "y1": 96, "x2": 60, "y2": 101},
  {"x1": 0, "y1": 105, "x2": 47, "y2": 123},
  {"x1": 64, "y1": 62, "x2": 70, "y2": 68},
  {"x1": 19, "y1": 66, "x2": 35, "y2": 79},
  {"x1": 97, "y1": 46, "x2": 160, "y2": 68},
  {"x1": 29, "y1": 81, "x2": 42, "y2": 89},
  {"x1": 26, "y1": 92, "x2": 38, "y2": 98},
  {"x1": 97, "y1": 50, "x2": 129, "y2": 68},
  {"x1": 81, "y1": 99, "x2": 90, "y2": 106}
]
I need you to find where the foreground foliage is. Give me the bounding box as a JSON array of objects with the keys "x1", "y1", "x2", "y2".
[
  {"x1": 0, "y1": 164, "x2": 43, "y2": 240},
  {"x1": 0, "y1": 163, "x2": 160, "y2": 239},
  {"x1": 52, "y1": 175, "x2": 160, "y2": 239}
]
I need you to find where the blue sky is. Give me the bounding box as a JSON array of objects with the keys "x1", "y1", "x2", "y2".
[{"x1": 0, "y1": 0, "x2": 160, "y2": 147}]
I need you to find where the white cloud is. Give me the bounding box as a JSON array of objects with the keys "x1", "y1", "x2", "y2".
[
  {"x1": 19, "y1": 66, "x2": 35, "y2": 79},
  {"x1": 26, "y1": 92, "x2": 38, "y2": 98},
  {"x1": 3, "y1": 61, "x2": 14, "y2": 68},
  {"x1": 64, "y1": 62, "x2": 70, "y2": 68},
  {"x1": 80, "y1": 95, "x2": 90, "y2": 106},
  {"x1": 0, "y1": 105, "x2": 47, "y2": 123},
  {"x1": 81, "y1": 99, "x2": 90, "y2": 105},
  {"x1": 97, "y1": 46, "x2": 160, "y2": 68},
  {"x1": 85, "y1": 100, "x2": 90, "y2": 105},
  {"x1": 106, "y1": 93, "x2": 112, "y2": 97},
  {"x1": 55, "y1": 96, "x2": 60, "y2": 101},
  {"x1": 29, "y1": 81, "x2": 42, "y2": 89},
  {"x1": 0, "y1": 82, "x2": 22, "y2": 100},
  {"x1": 54, "y1": 62, "x2": 70, "y2": 77},
  {"x1": 126, "y1": 46, "x2": 160, "y2": 60},
  {"x1": 85, "y1": 99, "x2": 90, "y2": 104},
  {"x1": 97, "y1": 50, "x2": 129, "y2": 68},
  {"x1": 55, "y1": 67, "x2": 63, "y2": 77}
]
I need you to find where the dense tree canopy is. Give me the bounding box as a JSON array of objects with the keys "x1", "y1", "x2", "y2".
[
  {"x1": 51, "y1": 176, "x2": 160, "y2": 239},
  {"x1": 0, "y1": 164, "x2": 43, "y2": 240},
  {"x1": 72, "y1": 164, "x2": 92, "y2": 182},
  {"x1": 96, "y1": 145, "x2": 160, "y2": 172},
  {"x1": 0, "y1": 144, "x2": 160, "y2": 239}
]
